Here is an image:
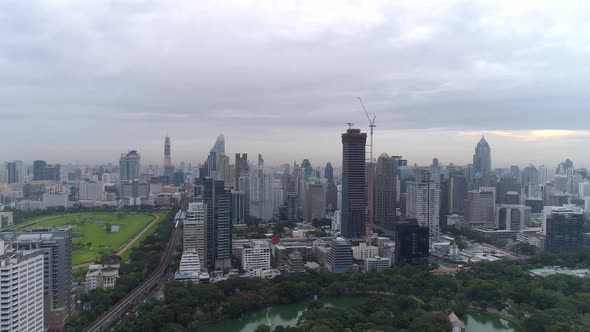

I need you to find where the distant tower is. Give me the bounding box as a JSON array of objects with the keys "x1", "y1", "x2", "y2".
[
  {"x1": 473, "y1": 136, "x2": 492, "y2": 188},
  {"x1": 208, "y1": 134, "x2": 226, "y2": 177},
  {"x1": 164, "y1": 136, "x2": 175, "y2": 181},
  {"x1": 301, "y1": 159, "x2": 313, "y2": 181},
  {"x1": 324, "y1": 162, "x2": 334, "y2": 185},
  {"x1": 341, "y1": 128, "x2": 367, "y2": 238},
  {"x1": 119, "y1": 150, "x2": 141, "y2": 182}
]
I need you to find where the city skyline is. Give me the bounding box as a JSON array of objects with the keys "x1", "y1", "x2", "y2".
[{"x1": 3, "y1": 1, "x2": 590, "y2": 165}]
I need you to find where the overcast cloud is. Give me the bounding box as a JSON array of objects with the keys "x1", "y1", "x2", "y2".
[{"x1": 2, "y1": 0, "x2": 590, "y2": 168}]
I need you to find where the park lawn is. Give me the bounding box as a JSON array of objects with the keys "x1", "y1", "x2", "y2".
[
  {"x1": 118, "y1": 212, "x2": 167, "y2": 262},
  {"x1": 18, "y1": 212, "x2": 154, "y2": 265}
]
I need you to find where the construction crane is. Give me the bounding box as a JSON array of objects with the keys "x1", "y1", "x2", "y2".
[{"x1": 357, "y1": 96, "x2": 376, "y2": 239}]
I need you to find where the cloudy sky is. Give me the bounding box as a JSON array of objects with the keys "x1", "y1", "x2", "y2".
[{"x1": 2, "y1": 0, "x2": 590, "y2": 168}]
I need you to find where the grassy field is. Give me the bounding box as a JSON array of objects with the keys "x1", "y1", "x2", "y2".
[
  {"x1": 118, "y1": 212, "x2": 167, "y2": 261},
  {"x1": 17, "y1": 212, "x2": 154, "y2": 265}
]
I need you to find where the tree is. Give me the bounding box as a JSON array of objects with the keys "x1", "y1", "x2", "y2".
[
  {"x1": 105, "y1": 223, "x2": 112, "y2": 232},
  {"x1": 255, "y1": 325, "x2": 271, "y2": 332}
]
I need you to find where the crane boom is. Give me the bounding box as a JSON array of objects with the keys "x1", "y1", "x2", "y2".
[
  {"x1": 357, "y1": 96, "x2": 375, "y2": 239},
  {"x1": 357, "y1": 96, "x2": 376, "y2": 125}
]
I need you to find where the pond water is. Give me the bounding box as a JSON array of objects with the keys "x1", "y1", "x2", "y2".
[{"x1": 197, "y1": 296, "x2": 521, "y2": 332}]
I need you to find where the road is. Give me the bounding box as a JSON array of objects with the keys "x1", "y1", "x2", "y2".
[{"x1": 83, "y1": 220, "x2": 181, "y2": 332}]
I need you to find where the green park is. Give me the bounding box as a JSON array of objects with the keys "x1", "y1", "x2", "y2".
[{"x1": 16, "y1": 212, "x2": 163, "y2": 266}]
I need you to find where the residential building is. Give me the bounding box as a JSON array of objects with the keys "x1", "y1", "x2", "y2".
[
  {"x1": 303, "y1": 178, "x2": 326, "y2": 222},
  {"x1": 341, "y1": 128, "x2": 367, "y2": 238},
  {"x1": 5, "y1": 161, "x2": 24, "y2": 184},
  {"x1": 184, "y1": 202, "x2": 206, "y2": 268},
  {"x1": 406, "y1": 167, "x2": 440, "y2": 243},
  {"x1": 12, "y1": 227, "x2": 72, "y2": 331},
  {"x1": 0, "y1": 246, "x2": 44, "y2": 332}
]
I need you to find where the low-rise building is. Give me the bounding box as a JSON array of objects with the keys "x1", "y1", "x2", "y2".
[
  {"x1": 85, "y1": 263, "x2": 120, "y2": 292},
  {"x1": 0, "y1": 212, "x2": 13, "y2": 228},
  {"x1": 272, "y1": 242, "x2": 313, "y2": 266},
  {"x1": 352, "y1": 242, "x2": 378, "y2": 261},
  {"x1": 241, "y1": 240, "x2": 271, "y2": 271},
  {"x1": 286, "y1": 251, "x2": 305, "y2": 273},
  {"x1": 365, "y1": 256, "x2": 391, "y2": 272}
]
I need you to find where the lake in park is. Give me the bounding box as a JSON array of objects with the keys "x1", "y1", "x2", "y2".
[{"x1": 197, "y1": 296, "x2": 521, "y2": 332}]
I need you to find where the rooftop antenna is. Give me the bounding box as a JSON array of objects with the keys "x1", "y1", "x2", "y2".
[
  {"x1": 347, "y1": 122, "x2": 354, "y2": 129},
  {"x1": 357, "y1": 96, "x2": 376, "y2": 239}
]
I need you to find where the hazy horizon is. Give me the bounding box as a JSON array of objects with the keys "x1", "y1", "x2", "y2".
[{"x1": 3, "y1": 1, "x2": 590, "y2": 167}]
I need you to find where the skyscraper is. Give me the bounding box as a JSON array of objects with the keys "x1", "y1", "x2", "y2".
[
  {"x1": 394, "y1": 221, "x2": 429, "y2": 267},
  {"x1": 235, "y1": 153, "x2": 249, "y2": 190},
  {"x1": 406, "y1": 167, "x2": 440, "y2": 244},
  {"x1": 185, "y1": 202, "x2": 206, "y2": 269},
  {"x1": 6, "y1": 160, "x2": 24, "y2": 184},
  {"x1": 324, "y1": 162, "x2": 334, "y2": 185},
  {"x1": 207, "y1": 134, "x2": 225, "y2": 178},
  {"x1": 33, "y1": 160, "x2": 47, "y2": 181},
  {"x1": 341, "y1": 128, "x2": 367, "y2": 238},
  {"x1": 119, "y1": 150, "x2": 141, "y2": 182},
  {"x1": 473, "y1": 136, "x2": 492, "y2": 188},
  {"x1": 202, "y1": 179, "x2": 232, "y2": 270},
  {"x1": 301, "y1": 159, "x2": 313, "y2": 181},
  {"x1": 163, "y1": 136, "x2": 175, "y2": 182},
  {"x1": 374, "y1": 153, "x2": 396, "y2": 224}
]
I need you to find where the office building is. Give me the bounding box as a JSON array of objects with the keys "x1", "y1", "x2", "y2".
[
  {"x1": 79, "y1": 181, "x2": 104, "y2": 201},
  {"x1": 207, "y1": 134, "x2": 225, "y2": 178},
  {"x1": 374, "y1": 153, "x2": 396, "y2": 224},
  {"x1": 230, "y1": 190, "x2": 246, "y2": 224},
  {"x1": 0, "y1": 247, "x2": 44, "y2": 332},
  {"x1": 184, "y1": 202, "x2": 206, "y2": 268},
  {"x1": 203, "y1": 179, "x2": 232, "y2": 270},
  {"x1": 272, "y1": 242, "x2": 313, "y2": 266},
  {"x1": 325, "y1": 237, "x2": 354, "y2": 273},
  {"x1": 12, "y1": 227, "x2": 72, "y2": 330},
  {"x1": 394, "y1": 222, "x2": 429, "y2": 267},
  {"x1": 286, "y1": 251, "x2": 305, "y2": 273},
  {"x1": 341, "y1": 128, "x2": 367, "y2": 238},
  {"x1": 5, "y1": 161, "x2": 24, "y2": 184},
  {"x1": 406, "y1": 167, "x2": 440, "y2": 243},
  {"x1": 179, "y1": 249, "x2": 201, "y2": 273},
  {"x1": 495, "y1": 204, "x2": 530, "y2": 231},
  {"x1": 42, "y1": 193, "x2": 68, "y2": 210},
  {"x1": 448, "y1": 174, "x2": 466, "y2": 213},
  {"x1": 303, "y1": 179, "x2": 326, "y2": 222},
  {"x1": 462, "y1": 190, "x2": 495, "y2": 228},
  {"x1": 473, "y1": 137, "x2": 492, "y2": 188},
  {"x1": 324, "y1": 162, "x2": 334, "y2": 185},
  {"x1": 241, "y1": 240, "x2": 271, "y2": 271},
  {"x1": 525, "y1": 197, "x2": 544, "y2": 214},
  {"x1": 119, "y1": 150, "x2": 141, "y2": 182},
  {"x1": 33, "y1": 161, "x2": 61, "y2": 182},
  {"x1": 365, "y1": 256, "x2": 391, "y2": 272},
  {"x1": 120, "y1": 180, "x2": 150, "y2": 206},
  {"x1": 235, "y1": 153, "x2": 249, "y2": 190},
  {"x1": 544, "y1": 207, "x2": 584, "y2": 253}
]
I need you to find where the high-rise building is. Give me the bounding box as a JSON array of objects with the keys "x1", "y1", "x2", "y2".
[
  {"x1": 473, "y1": 137, "x2": 492, "y2": 188},
  {"x1": 207, "y1": 134, "x2": 226, "y2": 178},
  {"x1": 119, "y1": 150, "x2": 141, "y2": 182},
  {"x1": 79, "y1": 181, "x2": 104, "y2": 201},
  {"x1": 341, "y1": 128, "x2": 367, "y2": 238},
  {"x1": 0, "y1": 247, "x2": 44, "y2": 332},
  {"x1": 203, "y1": 179, "x2": 232, "y2": 270},
  {"x1": 301, "y1": 159, "x2": 313, "y2": 181},
  {"x1": 325, "y1": 237, "x2": 354, "y2": 273},
  {"x1": 406, "y1": 167, "x2": 440, "y2": 244},
  {"x1": 248, "y1": 165, "x2": 273, "y2": 221},
  {"x1": 235, "y1": 153, "x2": 249, "y2": 190},
  {"x1": 463, "y1": 189, "x2": 495, "y2": 228},
  {"x1": 184, "y1": 202, "x2": 206, "y2": 268},
  {"x1": 32, "y1": 161, "x2": 61, "y2": 182},
  {"x1": 544, "y1": 207, "x2": 584, "y2": 253},
  {"x1": 324, "y1": 162, "x2": 334, "y2": 185},
  {"x1": 179, "y1": 249, "x2": 201, "y2": 274},
  {"x1": 303, "y1": 179, "x2": 326, "y2": 222},
  {"x1": 374, "y1": 153, "x2": 396, "y2": 224},
  {"x1": 12, "y1": 227, "x2": 72, "y2": 330},
  {"x1": 448, "y1": 174, "x2": 466, "y2": 213},
  {"x1": 6, "y1": 160, "x2": 24, "y2": 184},
  {"x1": 163, "y1": 136, "x2": 175, "y2": 182},
  {"x1": 394, "y1": 221, "x2": 429, "y2": 267}
]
